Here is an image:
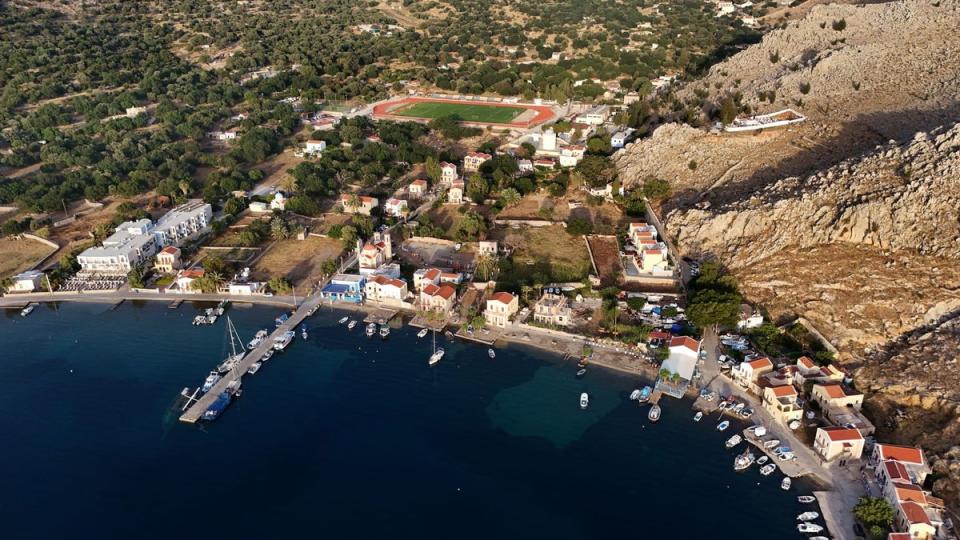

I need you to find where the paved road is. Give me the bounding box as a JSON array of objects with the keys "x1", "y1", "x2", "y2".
[{"x1": 0, "y1": 289, "x2": 303, "y2": 308}]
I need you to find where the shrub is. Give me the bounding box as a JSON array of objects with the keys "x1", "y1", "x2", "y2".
[
  {"x1": 832, "y1": 18, "x2": 846, "y2": 31},
  {"x1": 566, "y1": 217, "x2": 593, "y2": 235},
  {"x1": 769, "y1": 51, "x2": 780, "y2": 63},
  {"x1": 688, "y1": 160, "x2": 698, "y2": 171},
  {"x1": 799, "y1": 82, "x2": 811, "y2": 94}
]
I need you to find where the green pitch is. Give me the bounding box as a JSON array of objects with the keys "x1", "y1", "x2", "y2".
[{"x1": 394, "y1": 101, "x2": 524, "y2": 123}]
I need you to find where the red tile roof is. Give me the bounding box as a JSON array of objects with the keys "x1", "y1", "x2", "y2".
[
  {"x1": 411, "y1": 179, "x2": 428, "y2": 187},
  {"x1": 436, "y1": 284, "x2": 456, "y2": 300},
  {"x1": 883, "y1": 460, "x2": 912, "y2": 484},
  {"x1": 771, "y1": 385, "x2": 798, "y2": 398},
  {"x1": 899, "y1": 501, "x2": 931, "y2": 526},
  {"x1": 669, "y1": 336, "x2": 700, "y2": 352},
  {"x1": 798, "y1": 356, "x2": 816, "y2": 369},
  {"x1": 422, "y1": 283, "x2": 440, "y2": 296},
  {"x1": 180, "y1": 269, "x2": 205, "y2": 279},
  {"x1": 490, "y1": 292, "x2": 515, "y2": 305},
  {"x1": 818, "y1": 384, "x2": 849, "y2": 399},
  {"x1": 371, "y1": 275, "x2": 405, "y2": 289},
  {"x1": 161, "y1": 246, "x2": 180, "y2": 255},
  {"x1": 747, "y1": 357, "x2": 773, "y2": 370},
  {"x1": 894, "y1": 483, "x2": 927, "y2": 504},
  {"x1": 888, "y1": 534, "x2": 912, "y2": 540},
  {"x1": 466, "y1": 151, "x2": 491, "y2": 160},
  {"x1": 820, "y1": 426, "x2": 863, "y2": 442},
  {"x1": 648, "y1": 331, "x2": 672, "y2": 341},
  {"x1": 876, "y1": 444, "x2": 925, "y2": 466},
  {"x1": 423, "y1": 268, "x2": 440, "y2": 280}
]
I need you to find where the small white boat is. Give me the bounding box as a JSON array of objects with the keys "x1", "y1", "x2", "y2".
[
  {"x1": 347, "y1": 320, "x2": 357, "y2": 330},
  {"x1": 417, "y1": 328, "x2": 428, "y2": 338},
  {"x1": 365, "y1": 323, "x2": 377, "y2": 337},
  {"x1": 779, "y1": 452, "x2": 796, "y2": 461},
  {"x1": 788, "y1": 419, "x2": 801, "y2": 430},
  {"x1": 753, "y1": 426, "x2": 767, "y2": 437},
  {"x1": 797, "y1": 512, "x2": 820, "y2": 521},
  {"x1": 733, "y1": 403, "x2": 745, "y2": 412},
  {"x1": 379, "y1": 326, "x2": 390, "y2": 338},
  {"x1": 648, "y1": 404, "x2": 661, "y2": 422},
  {"x1": 764, "y1": 439, "x2": 781, "y2": 449},
  {"x1": 797, "y1": 496, "x2": 817, "y2": 504},
  {"x1": 429, "y1": 348, "x2": 445, "y2": 365},
  {"x1": 338, "y1": 316, "x2": 349, "y2": 324},
  {"x1": 261, "y1": 349, "x2": 274, "y2": 362},
  {"x1": 580, "y1": 393, "x2": 589, "y2": 409},
  {"x1": 693, "y1": 411, "x2": 703, "y2": 422},
  {"x1": 725, "y1": 434, "x2": 742, "y2": 448},
  {"x1": 781, "y1": 477, "x2": 792, "y2": 490},
  {"x1": 757, "y1": 456, "x2": 769, "y2": 466},
  {"x1": 247, "y1": 361, "x2": 262, "y2": 375},
  {"x1": 797, "y1": 523, "x2": 822, "y2": 533},
  {"x1": 630, "y1": 389, "x2": 642, "y2": 401},
  {"x1": 201, "y1": 371, "x2": 221, "y2": 393},
  {"x1": 809, "y1": 537, "x2": 830, "y2": 540},
  {"x1": 759, "y1": 464, "x2": 776, "y2": 476},
  {"x1": 20, "y1": 304, "x2": 35, "y2": 317},
  {"x1": 717, "y1": 421, "x2": 730, "y2": 432},
  {"x1": 273, "y1": 330, "x2": 295, "y2": 351},
  {"x1": 488, "y1": 348, "x2": 495, "y2": 359},
  {"x1": 576, "y1": 368, "x2": 587, "y2": 377},
  {"x1": 734, "y1": 451, "x2": 755, "y2": 471},
  {"x1": 247, "y1": 329, "x2": 268, "y2": 350},
  {"x1": 740, "y1": 409, "x2": 753, "y2": 418}
]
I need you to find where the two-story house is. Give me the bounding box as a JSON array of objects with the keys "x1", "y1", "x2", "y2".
[
  {"x1": 813, "y1": 426, "x2": 864, "y2": 462},
  {"x1": 732, "y1": 357, "x2": 774, "y2": 393},
  {"x1": 420, "y1": 283, "x2": 456, "y2": 314},
  {"x1": 463, "y1": 151, "x2": 491, "y2": 172},
  {"x1": 340, "y1": 194, "x2": 379, "y2": 215},
  {"x1": 364, "y1": 275, "x2": 408, "y2": 307},
  {"x1": 762, "y1": 385, "x2": 803, "y2": 425},
  {"x1": 484, "y1": 292, "x2": 518, "y2": 328},
  {"x1": 532, "y1": 291, "x2": 571, "y2": 327}
]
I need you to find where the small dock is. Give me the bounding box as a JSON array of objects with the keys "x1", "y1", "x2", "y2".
[
  {"x1": 649, "y1": 389, "x2": 663, "y2": 405},
  {"x1": 454, "y1": 326, "x2": 500, "y2": 345},
  {"x1": 168, "y1": 299, "x2": 183, "y2": 309},
  {"x1": 179, "y1": 298, "x2": 317, "y2": 424},
  {"x1": 363, "y1": 308, "x2": 398, "y2": 325},
  {"x1": 110, "y1": 298, "x2": 125, "y2": 310}
]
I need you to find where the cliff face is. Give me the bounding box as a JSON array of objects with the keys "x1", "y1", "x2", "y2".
[{"x1": 614, "y1": 0, "x2": 960, "y2": 510}]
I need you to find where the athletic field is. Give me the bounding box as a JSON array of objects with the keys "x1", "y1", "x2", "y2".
[{"x1": 392, "y1": 101, "x2": 525, "y2": 123}]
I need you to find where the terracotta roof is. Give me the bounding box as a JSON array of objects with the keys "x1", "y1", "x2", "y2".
[
  {"x1": 411, "y1": 179, "x2": 428, "y2": 187},
  {"x1": 362, "y1": 243, "x2": 377, "y2": 251},
  {"x1": 423, "y1": 268, "x2": 441, "y2": 280},
  {"x1": 180, "y1": 269, "x2": 204, "y2": 279},
  {"x1": 883, "y1": 460, "x2": 912, "y2": 484},
  {"x1": 669, "y1": 336, "x2": 700, "y2": 352},
  {"x1": 894, "y1": 483, "x2": 927, "y2": 504},
  {"x1": 888, "y1": 534, "x2": 912, "y2": 540},
  {"x1": 422, "y1": 283, "x2": 440, "y2": 296},
  {"x1": 820, "y1": 426, "x2": 863, "y2": 442},
  {"x1": 490, "y1": 292, "x2": 515, "y2": 305},
  {"x1": 648, "y1": 331, "x2": 672, "y2": 341},
  {"x1": 899, "y1": 501, "x2": 931, "y2": 526},
  {"x1": 798, "y1": 356, "x2": 816, "y2": 369},
  {"x1": 747, "y1": 357, "x2": 773, "y2": 370},
  {"x1": 440, "y1": 272, "x2": 460, "y2": 279},
  {"x1": 876, "y1": 444, "x2": 925, "y2": 466},
  {"x1": 466, "y1": 151, "x2": 491, "y2": 159},
  {"x1": 371, "y1": 275, "x2": 405, "y2": 288},
  {"x1": 440, "y1": 162, "x2": 456, "y2": 169},
  {"x1": 818, "y1": 384, "x2": 849, "y2": 399},
  {"x1": 435, "y1": 284, "x2": 456, "y2": 300},
  {"x1": 770, "y1": 385, "x2": 797, "y2": 398},
  {"x1": 160, "y1": 246, "x2": 180, "y2": 255}
]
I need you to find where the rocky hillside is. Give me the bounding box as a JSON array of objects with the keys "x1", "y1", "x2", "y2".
[{"x1": 614, "y1": 0, "x2": 960, "y2": 509}]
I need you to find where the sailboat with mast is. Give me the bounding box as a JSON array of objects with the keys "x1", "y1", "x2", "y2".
[
  {"x1": 428, "y1": 328, "x2": 445, "y2": 365},
  {"x1": 215, "y1": 317, "x2": 247, "y2": 374}
]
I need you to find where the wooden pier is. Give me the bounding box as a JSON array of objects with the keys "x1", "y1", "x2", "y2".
[{"x1": 179, "y1": 297, "x2": 319, "y2": 423}]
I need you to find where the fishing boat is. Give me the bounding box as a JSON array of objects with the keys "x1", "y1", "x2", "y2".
[
  {"x1": 275, "y1": 313, "x2": 289, "y2": 327},
  {"x1": 365, "y1": 323, "x2": 377, "y2": 337},
  {"x1": 417, "y1": 328, "x2": 428, "y2": 338},
  {"x1": 760, "y1": 464, "x2": 776, "y2": 476},
  {"x1": 717, "y1": 420, "x2": 730, "y2": 432},
  {"x1": 301, "y1": 324, "x2": 308, "y2": 340},
  {"x1": 20, "y1": 304, "x2": 35, "y2": 317},
  {"x1": 797, "y1": 512, "x2": 820, "y2": 521},
  {"x1": 796, "y1": 523, "x2": 822, "y2": 533},
  {"x1": 773, "y1": 446, "x2": 792, "y2": 456},
  {"x1": 764, "y1": 439, "x2": 781, "y2": 449},
  {"x1": 753, "y1": 426, "x2": 767, "y2": 437},
  {"x1": 693, "y1": 411, "x2": 703, "y2": 422},
  {"x1": 444, "y1": 330, "x2": 454, "y2": 340},
  {"x1": 216, "y1": 317, "x2": 247, "y2": 374},
  {"x1": 379, "y1": 325, "x2": 390, "y2": 338},
  {"x1": 630, "y1": 389, "x2": 642, "y2": 401},
  {"x1": 273, "y1": 330, "x2": 295, "y2": 351},
  {"x1": 637, "y1": 386, "x2": 652, "y2": 403},
  {"x1": 202, "y1": 392, "x2": 232, "y2": 421},
  {"x1": 580, "y1": 393, "x2": 589, "y2": 410},
  {"x1": 247, "y1": 361, "x2": 262, "y2": 375},
  {"x1": 781, "y1": 477, "x2": 792, "y2": 490},
  {"x1": 338, "y1": 316, "x2": 349, "y2": 324},
  {"x1": 648, "y1": 404, "x2": 661, "y2": 422},
  {"x1": 201, "y1": 370, "x2": 221, "y2": 393},
  {"x1": 740, "y1": 409, "x2": 753, "y2": 419},
  {"x1": 261, "y1": 348, "x2": 274, "y2": 362},
  {"x1": 575, "y1": 368, "x2": 587, "y2": 378},
  {"x1": 247, "y1": 329, "x2": 268, "y2": 350},
  {"x1": 428, "y1": 329, "x2": 444, "y2": 365},
  {"x1": 488, "y1": 348, "x2": 495, "y2": 359},
  {"x1": 757, "y1": 455, "x2": 769, "y2": 466},
  {"x1": 733, "y1": 403, "x2": 745, "y2": 413},
  {"x1": 347, "y1": 320, "x2": 357, "y2": 330},
  {"x1": 725, "y1": 434, "x2": 743, "y2": 448},
  {"x1": 733, "y1": 451, "x2": 756, "y2": 471},
  {"x1": 797, "y1": 496, "x2": 817, "y2": 504}
]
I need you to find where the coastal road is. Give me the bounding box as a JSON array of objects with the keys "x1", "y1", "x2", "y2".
[{"x1": 0, "y1": 290, "x2": 303, "y2": 309}]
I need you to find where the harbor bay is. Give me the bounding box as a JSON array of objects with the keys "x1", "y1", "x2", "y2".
[{"x1": 1, "y1": 302, "x2": 815, "y2": 539}]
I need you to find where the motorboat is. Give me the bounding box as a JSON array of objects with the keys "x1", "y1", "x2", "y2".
[
  {"x1": 796, "y1": 523, "x2": 822, "y2": 533},
  {"x1": 809, "y1": 537, "x2": 830, "y2": 540},
  {"x1": 773, "y1": 446, "x2": 791, "y2": 455},
  {"x1": 718, "y1": 401, "x2": 730, "y2": 410},
  {"x1": 782, "y1": 477, "x2": 792, "y2": 490},
  {"x1": 273, "y1": 330, "x2": 295, "y2": 351},
  {"x1": 20, "y1": 304, "x2": 35, "y2": 317},
  {"x1": 759, "y1": 464, "x2": 776, "y2": 476},
  {"x1": 576, "y1": 368, "x2": 587, "y2": 378},
  {"x1": 764, "y1": 439, "x2": 781, "y2": 449},
  {"x1": 740, "y1": 409, "x2": 753, "y2": 419},
  {"x1": 753, "y1": 426, "x2": 767, "y2": 437},
  {"x1": 202, "y1": 392, "x2": 232, "y2": 421},
  {"x1": 779, "y1": 452, "x2": 796, "y2": 461},
  {"x1": 580, "y1": 393, "x2": 589, "y2": 410},
  {"x1": 247, "y1": 361, "x2": 262, "y2": 375},
  {"x1": 637, "y1": 386, "x2": 652, "y2": 403},
  {"x1": 307, "y1": 305, "x2": 318, "y2": 316},
  {"x1": 757, "y1": 456, "x2": 769, "y2": 465},
  {"x1": 365, "y1": 323, "x2": 377, "y2": 337},
  {"x1": 225, "y1": 379, "x2": 242, "y2": 397},
  {"x1": 417, "y1": 328, "x2": 428, "y2": 338},
  {"x1": 788, "y1": 419, "x2": 801, "y2": 430},
  {"x1": 733, "y1": 403, "x2": 745, "y2": 413},
  {"x1": 797, "y1": 496, "x2": 817, "y2": 504},
  {"x1": 648, "y1": 404, "x2": 661, "y2": 422},
  {"x1": 275, "y1": 313, "x2": 288, "y2": 327},
  {"x1": 630, "y1": 389, "x2": 642, "y2": 401},
  {"x1": 301, "y1": 324, "x2": 308, "y2": 340},
  {"x1": 247, "y1": 329, "x2": 268, "y2": 350},
  {"x1": 797, "y1": 512, "x2": 820, "y2": 521},
  {"x1": 725, "y1": 434, "x2": 743, "y2": 448},
  {"x1": 338, "y1": 316, "x2": 349, "y2": 324},
  {"x1": 734, "y1": 451, "x2": 756, "y2": 471},
  {"x1": 717, "y1": 421, "x2": 730, "y2": 432},
  {"x1": 379, "y1": 326, "x2": 390, "y2": 338},
  {"x1": 261, "y1": 349, "x2": 274, "y2": 362},
  {"x1": 693, "y1": 411, "x2": 703, "y2": 422},
  {"x1": 347, "y1": 320, "x2": 357, "y2": 330},
  {"x1": 201, "y1": 371, "x2": 221, "y2": 393},
  {"x1": 488, "y1": 348, "x2": 495, "y2": 359}
]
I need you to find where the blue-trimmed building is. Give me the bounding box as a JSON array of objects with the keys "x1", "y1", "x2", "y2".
[{"x1": 320, "y1": 274, "x2": 366, "y2": 303}]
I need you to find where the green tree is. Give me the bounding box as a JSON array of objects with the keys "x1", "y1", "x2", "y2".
[
  {"x1": 127, "y1": 266, "x2": 146, "y2": 288},
  {"x1": 268, "y1": 276, "x2": 293, "y2": 294},
  {"x1": 853, "y1": 497, "x2": 894, "y2": 533},
  {"x1": 719, "y1": 96, "x2": 738, "y2": 125},
  {"x1": 475, "y1": 254, "x2": 498, "y2": 281},
  {"x1": 642, "y1": 178, "x2": 672, "y2": 201},
  {"x1": 270, "y1": 216, "x2": 290, "y2": 240},
  {"x1": 566, "y1": 217, "x2": 593, "y2": 235},
  {"x1": 466, "y1": 173, "x2": 489, "y2": 203},
  {"x1": 500, "y1": 187, "x2": 521, "y2": 207},
  {"x1": 425, "y1": 156, "x2": 441, "y2": 184},
  {"x1": 339, "y1": 225, "x2": 358, "y2": 248}
]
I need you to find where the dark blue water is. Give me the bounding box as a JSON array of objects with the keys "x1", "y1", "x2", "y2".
[{"x1": 1, "y1": 302, "x2": 813, "y2": 539}]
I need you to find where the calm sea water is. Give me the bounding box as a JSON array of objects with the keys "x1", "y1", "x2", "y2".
[{"x1": 0, "y1": 302, "x2": 817, "y2": 539}]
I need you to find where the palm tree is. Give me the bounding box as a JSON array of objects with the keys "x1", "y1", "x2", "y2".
[
  {"x1": 475, "y1": 254, "x2": 498, "y2": 281},
  {"x1": 270, "y1": 217, "x2": 289, "y2": 240},
  {"x1": 347, "y1": 194, "x2": 361, "y2": 211}
]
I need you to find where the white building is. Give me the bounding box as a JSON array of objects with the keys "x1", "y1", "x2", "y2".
[
  {"x1": 270, "y1": 192, "x2": 287, "y2": 211},
  {"x1": 228, "y1": 282, "x2": 262, "y2": 295},
  {"x1": 440, "y1": 162, "x2": 458, "y2": 185},
  {"x1": 77, "y1": 219, "x2": 159, "y2": 274},
  {"x1": 304, "y1": 140, "x2": 326, "y2": 156},
  {"x1": 485, "y1": 292, "x2": 518, "y2": 328},
  {"x1": 10, "y1": 270, "x2": 45, "y2": 292},
  {"x1": 611, "y1": 131, "x2": 627, "y2": 148},
  {"x1": 152, "y1": 201, "x2": 213, "y2": 246},
  {"x1": 661, "y1": 336, "x2": 700, "y2": 382},
  {"x1": 558, "y1": 145, "x2": 586, "y2": 167},
  {"x1": 384, "y1": 198, "x2": 408, "y2": 218},
  {"x1": 364, "y1": 275, "x2": 408, "y2": 307},
  {"x1": 574, "y1": 106, "x2": 609, "y2": 126}
]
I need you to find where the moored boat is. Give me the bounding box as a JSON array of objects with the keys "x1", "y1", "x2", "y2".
[
  {"x1": 734, "y1": 450, "x2": 756, "y2": 471},
  {"x1": 764, "y1": 439, "x2": 781, "y2": 449},
  {"x1": 379, "y1": 325, "x2": 390, "y2": 338},
  {"x1": 725, "y1": 434, "x2": 743, "y2": 448},
  {"x1": 365, "y1": 323, "x2": 377, "y2": 337},
  {"x1": 797, "y1": 496, "x2": 817, "y2": 504},
  {"x1": 757, "y1": 455, "x2": 769, "y2": 465},
  {"x1": 781, "y1": 477, "x2": 792, "y2": 490},
  {"x1": 261, "y1": 349, "x2": 274, "y2": 362},
  {"x1": 247, "y1": 329, "x2": 268, "y2": 350},
  {"x1": 247, "y1": 361, "x2": 262, "y2": 375},
  {"x1": 347, "y1": 320, "x2": 357, "y2": 330},
  {"x1": 273, "y1": 330, "x2": 295, "y2": 351},
  {"x1": 301, "y1": 324, "x2": 308, "y2": 340},
  {"x1": 648, "y1": 404, "x2": 661, "y2": 422},
  {"x1": 575, "y1": 368, "x2": 587, "y2": 378},
  {"x1": 797, "y1": 512, "x2": 820, "y2": 521},
  {"x1": 20, "y1": 304, "x2": 35, "y2": 317},
  {"x1": 417, "y1": 328, "x2": 428, "y2": 338},
  {"x1": 580, "y1": 392, "x2": 589, "y2": 410},
  {"x1": 428, "y1": 329, "x2": 443, "y2": 365},
  {"x1": 693, "y1": 411, "x2": 703, "y2": 422},
  {"x1": 796, "y1": 523, "x2": 822, "y2": 533},
  {"x1": 717, "y1": 420, "x2": 730, "y2": 431},
  {"x1": 338, "y1": 316, "x2": 348, "y2": 324},
  {"x1": 202, "y1": 392, "x2": 232, "y2": 421},
  {"x1": 201, "y1": 370, "x2": 221, "y2": 393},
  {"x1": 488, "y1": 348, "x2": 495, "y2": 359},
  {"x1": 275, "y1": 313, "x2": 288, "y2": 327},
  {"x1": 759, "y1": 464, "x2": 776, "y2": 476},
  {"x1": 637, "y1": 386, "x2": 652, "y2": 403},
  {"x1": 629, "y1": 389, "x2": 641, "y2": 401}
]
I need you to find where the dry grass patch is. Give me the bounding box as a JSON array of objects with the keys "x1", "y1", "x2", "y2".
[
  {"x1": 252, "y1": 236, "x2": 344, "y2": 288},
  {"x1": 491, "y1": 224, "x2": 592, "y2": 284},
  {"x1": 0, "y1": 236, "x2": 57, "y2": 278}
]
